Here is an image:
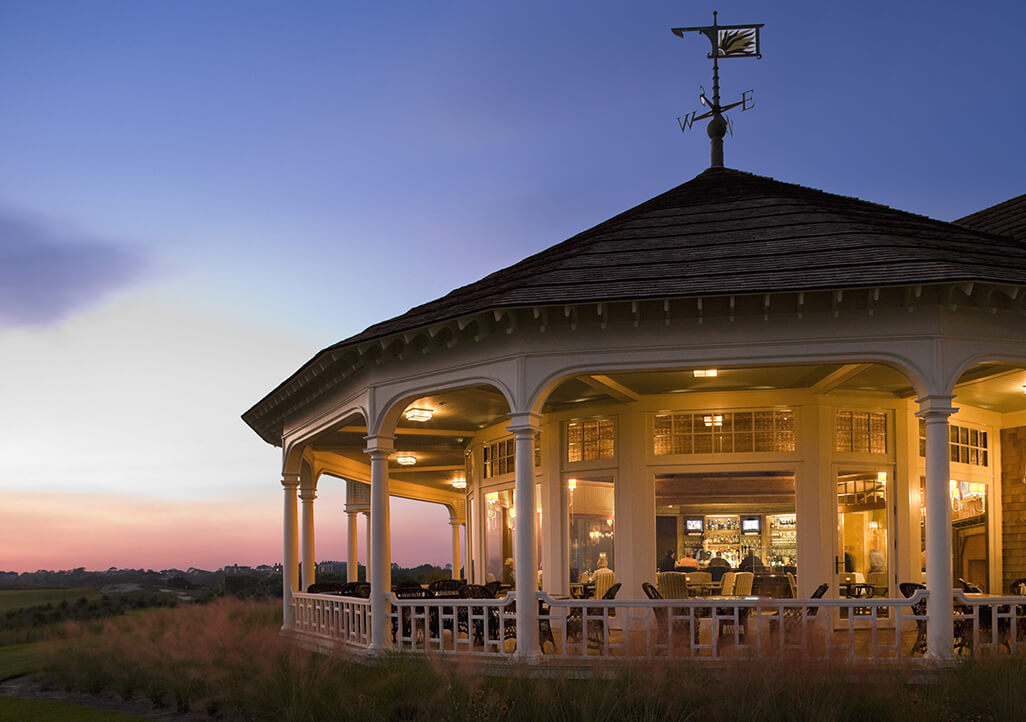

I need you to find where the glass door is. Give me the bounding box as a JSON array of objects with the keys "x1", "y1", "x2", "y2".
[{"x1": 836, "y1": 471, "x2": 890, "y2": 618}]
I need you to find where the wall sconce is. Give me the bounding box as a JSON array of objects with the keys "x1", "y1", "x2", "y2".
[
  {"x1": 567, "y1": 478, "x2": 577, "y2": 491},
  {"x1": 404, "y1": 407, "x2": 433, "y2": 422},
  {"x1": 395, "y1": 455, "x2": 416, "y2": 466},
  {"x1": 693, "y1": 369, "x2": 718, "y2": 378}
]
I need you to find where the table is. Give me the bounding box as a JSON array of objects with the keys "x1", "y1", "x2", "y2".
[
  {"x1": 570, "y1": 583, "x2": 595, "y2": 599},
  {"x1": 840, "y1": 582, "x2": 875, "y2": 599},
  {"x1": 685, "y1": 581, "x2": 722, "y2": 597}
]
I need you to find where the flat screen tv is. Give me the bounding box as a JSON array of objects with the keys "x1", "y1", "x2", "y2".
[
  {"x1": 741, "y1": 517, "x2": 760, "y2": 534},
  {"x1": 685, "y1": 518, "x2": 704, "y2": 534}
]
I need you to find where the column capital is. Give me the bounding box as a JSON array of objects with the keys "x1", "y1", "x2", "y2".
[
  {"x1": 299, "y1": 487, "x2": 317, "y2": 502},
  {"x1": 281, "y1": 473, "x2": 301, "y2": 488},
  {"x1": 506, "y1": 411, "x2": 542, "y2": 436},
  {"x1": 363, "y1": 435, "x2": 395, "y2": 456},
  {"x1": 914, "y1": 394, "x2": 958, "y2": 421}
]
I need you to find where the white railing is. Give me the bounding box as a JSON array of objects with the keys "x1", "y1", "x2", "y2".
[
  {"x1": 292, "y1": 592, "x2": 372, "y2": 648},
  {"x1": 291, "y1": 589, "x2": 1026, "y2": 663}
]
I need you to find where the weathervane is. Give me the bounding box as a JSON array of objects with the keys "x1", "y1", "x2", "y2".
[{"x1": 672, "y1": 11, "x2": 763, "y2": 169}]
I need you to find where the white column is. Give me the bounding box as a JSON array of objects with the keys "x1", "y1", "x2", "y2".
[
  {"x1": 364, "y1": 436, "x2": 394, "y2": 652},
  {"x1": 300, "y1": 484, "x2": 316, "y2": 591},
  {"x1": 347, "y1": 511, "x2": 359, "y2": 582},
  {"x1": 281, "y1": 473, "x2": 300, "y2": 631},
  {"x1": 450, "y1": 521, "x2": 462, "y2": 579},
  {"x1": 363, "y1": 511, "x2": 371, "y2": 583},
  {"x1": 916, "y1": 395, "x2": 957, "y2": 660},
  {"x1": 509, "y1": 412, "x2": 541, "y2": 661}
]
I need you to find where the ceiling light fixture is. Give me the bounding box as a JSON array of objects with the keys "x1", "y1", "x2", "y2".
[
  {"x1": 693, "y1": 369, "x2": 718, "y2": 378},
  {"x1": 451, "y1": 477, "x2": 467, "y2": 490},
  {"x1": 404, "y1": 407, "x2": 433, "y2": 422},
  {"x1": 395, "y1": 455, "x2": 416, "y2": 466}
]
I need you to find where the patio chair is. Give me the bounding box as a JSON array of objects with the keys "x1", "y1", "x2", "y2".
[
  {"x1": 900, "y1": 581, "x2": 975, "y2": 655},
  {"x1": 686, "y1": 571, "x2": 713, "y2": 596},
  {"x1": 656, "y1": 572, "x2": 689, "y2": 599},
  {"x1": 457, "y1": 584, "x2": 495, "y2": 645},
  {"x1": 391, "y1": 585, "x2": 435, "y2": 644},
  {"x1": 1011, "y1": 578, "x2": 1026, "y2": 642},
  {"x1": 427, "y1": 579, "x2": 466, "y2": 598},
  {"x1": 786, "y1": 572, "x2": 797, "y2": 599},
  {"x1": 306, "y1": 582, "x2": 344, "y2": 594},
  {"x1": 567, "y1": 582, "x2": 622, "y2": 646},
  {"x1": 958, "y1": 577, "x2": 984, "y2": 594},
  {"x1": 768, "y1": 582, "x2": 829, "y2": 634},
  {"x1": 733, "y1": 571, "x2": 754, "y2": 596},
  {"x1": 644, "y1": 581, "x2": 694, "y2": 644},
  {"x1": 338, "y1": 581, "x2": 370, "y2": 598},
  {"x1": 483, "y1": 580, "x2": 504, "y2": 598}
]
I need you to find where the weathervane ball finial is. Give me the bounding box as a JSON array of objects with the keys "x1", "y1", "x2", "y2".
[{"x1": 707, "y1": 114, "x2": 727, "y2": 140}]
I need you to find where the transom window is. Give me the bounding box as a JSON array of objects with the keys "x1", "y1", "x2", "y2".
[
  {"x1": 566, "y1": 418, "x2": 615, "y2": 463},
  {"x1": 835, "y1": 410, "x2": 887, "y2": 454},
  {"x1": 482, "y1": 438, "x2": 515, "y2": 478},
  {"x1": 653, "y1": 409, "x2": 795, "y2": 455},
  {"x1": 917, "y1": 419, "x2": 989, "y2": 466}
]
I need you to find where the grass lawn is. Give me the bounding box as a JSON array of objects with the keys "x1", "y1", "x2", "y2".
[
  {"x1": 0, "y1": 643, "x2": 45, "y2": 681},
  {"x1": 0, "y1": 696, "x2": 147, "y2": 721},
  {"x1": 0, "y1": 587, "x2": 102, "y2": 614}
]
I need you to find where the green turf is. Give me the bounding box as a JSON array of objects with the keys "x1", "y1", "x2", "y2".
[
  {"x1": 0, "y1": 588, "x2": 102, "y2": 614},
  {"x1": 0, "y1": 644, "x2": 45, "y2": 681},
  {"x1": 0, "y1": 696, "x2": 148, "y2": 721}
]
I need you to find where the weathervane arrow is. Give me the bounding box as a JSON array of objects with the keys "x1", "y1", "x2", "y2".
[{"x1": 672, "y1": 11, "x2": 764, "y2": 169}]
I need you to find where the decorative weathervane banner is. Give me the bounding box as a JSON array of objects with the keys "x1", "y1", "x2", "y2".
[
  {"x1": 672, "y1": 23, "x2": 763, "y2": 59},
  {"x1": 672, "y1": 12, "x2": 764, "y2": 169}
]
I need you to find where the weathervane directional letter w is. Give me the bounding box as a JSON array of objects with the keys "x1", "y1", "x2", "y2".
[{"x1": 677, "y1": 111, "x2": 698, "y2": 133}]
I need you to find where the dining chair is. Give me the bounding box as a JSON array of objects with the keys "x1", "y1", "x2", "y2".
[
  {"x1": 720, "y1": 571, "x2": 736, "y2": 596},
  {"x1": 733, "y1": 572, "x2": 754, "y2": 596},
  {"x1": 785, "y1": 571, "x2": 797, "y2": 599},
  {"x1": 657, "y1": 571, "x2": 690, "y2": 599}
]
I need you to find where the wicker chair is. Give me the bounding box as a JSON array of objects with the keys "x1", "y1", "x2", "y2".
[
  {"x1": 392, "y1": 585, "x2": 435, "y2": 643},
  {"x1": 428, "y1": 579, "x2": 466, "y2": 598},
  {"x1": 306, "y1": 582, "x2": 344, "y2": 594},
  {"x1": 457, "y1": 584, "x2": 495, "y2": 645},
  {"x1": 768, "y1": 582, "x2": 829, "y2": 634},
  {"x1": 337, "y1": 581, "x2": 370, "y2": 598},
  {"x1": 656, "y1": 572, "x2": 689, "y2": 599},
  {"x1": 643, "y1": 581, "x2": 694, "y2": 644},
  {"x1": 567, "y1": 582, "x2": 622, "y2": 646},
  {"x1": 719, "y1": 571, "x2": 736, "y2": 596},
  {"x1": 1011, "y1": 578, "x2": 1026, "y2": 642},
  {"x1": 732, "y1": 571, "x2": 754, "y2": 596}
]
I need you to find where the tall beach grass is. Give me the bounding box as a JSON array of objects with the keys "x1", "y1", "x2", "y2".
[{"x1": 34, "y1": 598, "x2": 1026, "y2": 721}]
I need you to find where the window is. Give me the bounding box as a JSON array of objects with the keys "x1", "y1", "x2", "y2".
[
  {"x1": 835, "y1": 410, "x2": 887, "y2": 454},
  {"x1": 918, "y1": 419, "x2": 988, "y2": 466},
  {"x1": 653, "y1": 409, "x2": 795, "y2": 455},
  {"x1": 482, "y1": 438, "x2": 515, "y2": 478},
  {"x1": 567, "y1": 418, "x2": 615, "y2": 463}
]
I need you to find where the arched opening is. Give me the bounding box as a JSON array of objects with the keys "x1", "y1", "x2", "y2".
[{"x1": 925, "y1": 361, "x2": 1026, "y2": 595}]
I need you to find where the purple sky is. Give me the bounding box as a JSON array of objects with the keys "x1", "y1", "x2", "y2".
[{"x1": 1, "y1": 1, "x2": 1023, "y2": 571}]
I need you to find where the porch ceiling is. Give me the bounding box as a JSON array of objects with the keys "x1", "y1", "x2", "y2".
[{"x1": 305, "y1": 363, "x2": 1026, "y2": 494}]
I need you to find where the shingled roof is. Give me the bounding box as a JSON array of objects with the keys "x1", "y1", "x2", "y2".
[
  {"x1": 340, "y1": 167, "x2": 1026, "y2": 348},
  {"x1": 244, "y1": 167, "x2": 1026, "y2": 441},
  {"x1": 956, "y1": 193, "x2": 1026, "y2": 242}
]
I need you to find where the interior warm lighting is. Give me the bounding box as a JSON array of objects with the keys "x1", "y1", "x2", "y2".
[
  {"x1": 567, "y1": 478, "x2": 577, "y2": 490},
  {"x1": 693, "y1": 369, "x2": 718, "y2": 378},
  {"x1": 395, "y1": 455, "x2": 416, "y2": 466},
  {"x1": 703, "y1": 414, "x2": 723, "y2": 427},
  {"x1": 508, "y1": 506, "x2": 516, "y2": 519},
  {"x1": 404, "y1": 407, "x2": 433, "y2": 422},
  {"x1": 877, "y1": 471, "x2": 888, "y2": 483},
  {"x1": 451, "y1": 477, "x2": 467, "y2": 490},
  {"x1": 1022, "y1": 385, "x2": 1026, "y2": 395}
]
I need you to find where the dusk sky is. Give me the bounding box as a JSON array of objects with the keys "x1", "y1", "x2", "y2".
[{"x1": 1, "y1": 1, "x2": 1023, "y2": 572}]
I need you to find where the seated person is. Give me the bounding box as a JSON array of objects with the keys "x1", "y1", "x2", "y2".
[
  {"x1": 591, "y1": 555, "x2": 616, "y2": 599},
  {"x1": 738, "y1": 550, "x2": 766, "y2": 573},
  {"x1": 658, "y1": 550, "x2": 677, "y2": 572},
  {"x1": 675, "y1": 549, "x2": 700, "y2": 572}
]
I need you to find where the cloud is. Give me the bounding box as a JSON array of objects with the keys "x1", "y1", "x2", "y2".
[{"x1": 0, "y1": 208, "x2": 147, "y2": 327}]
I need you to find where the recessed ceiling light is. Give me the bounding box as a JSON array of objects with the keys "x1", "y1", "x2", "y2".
[
  {"x1": 405, "y1": 407, "x2": 433, "y2": 422},
  {"x1": 451, "y1": 477, "x2": 467, "y2": 489},
  {"x1": 395, "y1": 455, "x2": 416, "y2": 466}
]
